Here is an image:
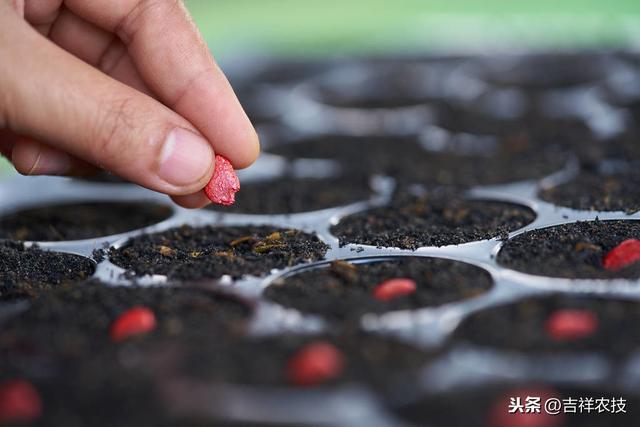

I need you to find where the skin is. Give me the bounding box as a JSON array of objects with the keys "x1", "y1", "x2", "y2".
[{"x1": 0, "y1": 0, "x2": 259, "y2": 208}]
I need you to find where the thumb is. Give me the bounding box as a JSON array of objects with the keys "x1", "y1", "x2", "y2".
[{"x1": 0, "y1": 6, "x2": 215, "y2": 195}]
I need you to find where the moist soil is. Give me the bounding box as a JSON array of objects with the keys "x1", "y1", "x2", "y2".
[
  {"x1": 497, "y1": 220, "x2": 640, "y2": 279},
  {"x1": 0, "y1": 282, "x2": 425, "y2": 425},
  {"x1": 539, "y1": 169, "x2": 640, "y2": 213},
  {"x1": 208, "y1": 174, "x2": 372, "y2": 215},
  {"x1": 451, "y1": 295, "x2": 640, "y2": 358},
  {"x1": 479, "y1": 52, "x2": 610, "y2": 89},
  {"x1": 178, "y1": 331, "x2": 430, "y2": 390},
  {"x1": 267, "y1": 133, "x2": 571, "y2": 189},
  {"x1": 0, "y1": 202, "x2": 172, "y2": 241},
  {"x1": 0, "y1": 241, "x2": 94, "y2": 301},
  {"x1": 316, "y1": 65, "x2": 443, "y2": 110},
  {"x1": 395, "y1": 383, "x2": 639, "y2": 427},
  {"x1": 264, "y1": 257, "x2": 493, "y2": 323},
  {"x1": 432, "y1": 105, "x2": 601, "y2": 166},
  {"x1": 605, "y1": 129, "x2": 640, "y2": 161},
  {"x1": 0, "y1": 281, "x2": 251, "y2": 427},
  {"x1": 109, "y1": 225, "x2": 329, "y2": 280},
  {"x1": 330, "y1": 194, "x2": 536, "y2": 249}
]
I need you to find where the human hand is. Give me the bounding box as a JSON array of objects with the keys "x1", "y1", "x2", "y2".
[{"x1": 0, "y1": 0, "x2": 259, "y2": 208}]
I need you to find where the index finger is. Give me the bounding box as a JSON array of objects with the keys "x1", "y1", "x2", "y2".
[{"x1": 64, "y1": 0, "x2": 259, "y2": 169}]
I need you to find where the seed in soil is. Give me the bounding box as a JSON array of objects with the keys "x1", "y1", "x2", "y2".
[
  {"x1": 0, "y1": 241, "x2": 95, "y2": 301},
  {"x1": 286, "y1": 341, "x2": 345, "y2": 387},
  {"x1": 205, "y1": 155, "x2": 240, "y2": 206},
  {"x1": 178, "y1": 331, "x2": 430, "y2": 390},
  {"x1": 451, "y1": 295, "x2": 640, "y2": 357},
  {"x1": 0, "y1": 379, "x2": 42, "y2": 425},
  {"x1": 330, "y1": 194, "x2": 535, "y2": 249},
  {"x1": 0, "y1": 282, "x2": 251, "y2": 426},
  {"x1": 497, "y1": 220, "x2": 640, "y2": 279},
  {"x1": 373, "y1": 278, "x2": 417, "y2": 301},
  {"x1": 109, "y1": 225, "x2": 329, "y2": 280},
  {"x1": 0, "y1": 281, "x2": 251, "y2": 362},
  {"x1": 603, "y1": 239, "x2": 640, "y2": 271},
  {"x1": 545, "y1": 309, "x2": 599, "y2": 342},
  {"x1": 0, "y1": 201, "x2": 172, "y2": 242},
  {"x1": 109, "y1": 306, "x2": 157, "y2": 343},
  {"x1": 265, "y1": 257, "x2": 492, "y2": 323}
]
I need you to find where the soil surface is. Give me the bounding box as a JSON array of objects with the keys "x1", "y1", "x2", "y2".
[
  {"x1": 265, "y1": 257, "x2": 493, "y2": 322},
  {"x1": 0, "y1": 241, "x2": 94, "y2": 301},
  {"x1": 540, "y1": 169, "x2": 640, "y2": 213},
  {"x1": 331, "y1": 194, "x2": 536, "y2": 249},
  {"x1": 478, "y1": 53, "x2": 610, "y2": 89},
  {"x1": 267, "y1": 132, "x2": 571, "y2": 189},
  {"x1": 109, "y1": 225, "x2": 329, "y2": 280},
  {"x1": 0, "y1": 281, "x2": 251, "y2": 427},
  {"x1": 0, "y1": 202, "x2": 172, "y2": 241},
  {"x1": 497, "y1": 220, "x2": 640, "y2": 279},
  {"x1": 180, "y1": 331, "x2": 430, "y2": 390},
  {"x1": 452, "y1": 295, "x2": 640, "y2": 357},
  {"x1": 208, "y1": 174, "x2": 372, "y2": 215}
]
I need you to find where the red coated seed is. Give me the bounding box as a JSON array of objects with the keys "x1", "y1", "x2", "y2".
[
  {"x1": 373, "y1": 278, "x2": 417, "y2": 301},
  {"x1": 0, "y1": 379, "x2": 43, "y2": 425},
  {"x1": 205, "y1": 155, "x2": 241, "y2": 206},
  {"x1": 603, "y1": 239, "x2": 640, "y2": 271},
  {"x1": 545, "y1": 309, "x2": 598, "y2": 342},
  {"x1": 488, "y1": 387, "x2": 564, "y2": 427},
  {"x1": 109, "y1": 306, "x2": 157, "y2": 343},
  {"x1": 286, "y1": 341, "x2": 345, "y2": 387}
]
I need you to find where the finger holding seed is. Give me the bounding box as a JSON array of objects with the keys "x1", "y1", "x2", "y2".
[{"x1": 0, "y1": 0, "x2": 258, "y2": 208}]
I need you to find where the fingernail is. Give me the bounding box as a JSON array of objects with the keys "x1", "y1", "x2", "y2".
[
  {"x1": 158, "y1": 128, "x2": 214, "y2": 186},
  {"x1": 13, "y1": 142, "x2": 71, "y2": 176},
  {"x1": 34, "y1": 149, "x2": 71, "y2": 175}
]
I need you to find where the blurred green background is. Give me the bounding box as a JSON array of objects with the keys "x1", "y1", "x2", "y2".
[
  {"x1": 186, "y1": 0, "x2": 640, "y2": 58},
  {"x1": 2, "y1": 0, "x2": 640, "y2": 175}
]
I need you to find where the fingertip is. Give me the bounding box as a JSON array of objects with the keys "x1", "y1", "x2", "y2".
[
  {"x1": 170, "y1": 191, "x2": 211, "y2": 209},
  {"x1": 230, "y1": 125, "x2": 261, "y2": 170}
]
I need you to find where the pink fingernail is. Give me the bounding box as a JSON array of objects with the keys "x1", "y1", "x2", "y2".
[{"x1": 158, "y1": 128, "x2": 214, "y2": 187}]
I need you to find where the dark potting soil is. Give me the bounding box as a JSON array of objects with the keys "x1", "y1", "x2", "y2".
[
  {"x1": 316, "y1": 68, "x2": 443, "y2": 110},
  {"x1": 207, "y1": 174, "x2": 372, "y2": 214},
  {"x1": 0, "y1": 282, "x2": 251, "y2": 427},
  {"x1": 497, "y1": 220, "x2": 640, "y2": 279},
  {"x1": 451, "y1": 295, "x2": 640, "y2": 357},
  {"x1": 0, "y1": 241, "x2": 94, "y2": 301},
  {"x1": 0, "y1": 202, "x2": 172, "y2": 241},
  {"x1": 264, "y1": 257, "x2": 493, "y2": 322},
  {"x1": 605, "y1": 129, "x2": 640, "y2": 162},
  {"x1": 478, "y1": 52, "x2": 610, "y2": 89},
  {"x1": 432, "y1": 104, "x2": 601, "y2": 166},
  {"x1": 267, "y1": 133, "x2": 570, "y2": 189},
  {"x1": 180, "y1": 331, "x2": 430, "y2": 390},
  {"x1": 539, "y1": 169, "x2": 640, "y2": 213},
  {"x1": 0, "y1": 281, "x2": 250, "y2": 364},
  {"x1": 394, "y1": 383, "x2": 638, "y2": 427},
  {"x1": 109, "y1": 225, "x2": 329, "y2": 280},
  {"x1": 330, "y1": 194, "x2": 536, "y2": 249}
]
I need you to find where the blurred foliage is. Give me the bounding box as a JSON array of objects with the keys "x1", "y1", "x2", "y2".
[{"x1": 185, "y1": 0, "x2": 640, "y2": 58}]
